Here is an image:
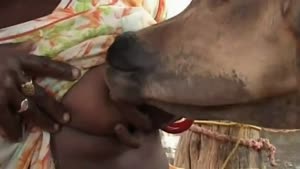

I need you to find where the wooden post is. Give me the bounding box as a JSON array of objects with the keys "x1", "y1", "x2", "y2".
[{"x1": 174, "y1": 123, "x2": 263, "y2": 169}]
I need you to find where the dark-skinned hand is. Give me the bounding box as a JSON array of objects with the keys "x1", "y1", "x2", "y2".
[{"x1": 0, "y1": 43, "x2": 81, "y2": 141}]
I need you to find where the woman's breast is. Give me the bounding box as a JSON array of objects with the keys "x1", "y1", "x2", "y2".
[
  {"x1": 61, "y1": 65, "x2": 125, "y2": 136},
  {"x1": 52, "y1": 65, "x2": 168, "y2": 169},
  {"x1": 52, "y1": 124, "x2": 168, "y2": 169}
]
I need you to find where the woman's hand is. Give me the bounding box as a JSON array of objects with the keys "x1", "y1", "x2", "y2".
[{"x1": 0, "y1": 43, "x2": 80, "y2": 141}]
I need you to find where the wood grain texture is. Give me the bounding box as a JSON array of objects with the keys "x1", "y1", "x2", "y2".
[
  {"x1": 174, "y1": 124, "x2": 300, "y2": 169},
  {"x1": 174, "y1": 124, "x2": 263, "y2": 169}
]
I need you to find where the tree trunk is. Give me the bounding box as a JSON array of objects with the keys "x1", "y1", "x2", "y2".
[{"x1": 174, "y1": 123, "x2": 263, "y2": 169}]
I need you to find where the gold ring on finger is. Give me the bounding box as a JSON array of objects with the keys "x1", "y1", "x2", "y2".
[
  {"x1": 21, "y1": 80, "x2": 35, "y2": 96},
  {"x1": 18, "y1": 98, "x2": 29, "y2": 113}
]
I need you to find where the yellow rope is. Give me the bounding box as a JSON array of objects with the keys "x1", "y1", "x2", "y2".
[
  {"x1": 194, "y1": 120, "x2": 262, "y2": 131},
  {"x1": 194, "y1": 120, "x2": 300, "y2": 133},
  {"x1": 220, "y1": 125, "x2": 243, "y2": 169}
]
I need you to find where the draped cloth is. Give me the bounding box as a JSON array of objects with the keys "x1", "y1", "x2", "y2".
[{"x1": 0, "y1": 0, "x2": 175, "y2": 168}]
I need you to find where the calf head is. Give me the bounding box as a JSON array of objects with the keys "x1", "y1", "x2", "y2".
[{"x1": 105, "y1": 0, "x2": 300, "y2": 129}]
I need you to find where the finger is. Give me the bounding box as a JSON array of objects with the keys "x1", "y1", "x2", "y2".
[
  {"x1": 114, "y1": 124, "x2": 140, "y2": 148},
  {"x1": 32, "y1": 84, "x2": 70, "y2": 124},
  {"x1": 2, "y1": 75, "x2": 53, "y2": 135},
  {"x1": 20, "y1": 99, "x2": 59, "y2": 133},
  {"x1": 3, "y1": 72, "x2": 28, "y2": 114},
  {"x1": 5, "y1": 71, "x2": 27, "y2": 109},
  {"x1": 19, "y1": 54, "x2": 81, "y2": 81},
  {"x1": 12, "y1": 72, "x2": 69, "y2": 126},
  {"x1": 0, "y1": 43, "x2": 34, "y2": 58},
  {"x1": 0, "y1": 79, "x2": 22, "y2": 141},
  {"x1": 9, "y1": 90, "x2": 27, "y2": 114},
  {"x1": 0, "y1": 105, "x2": 22, "y2": 142}
]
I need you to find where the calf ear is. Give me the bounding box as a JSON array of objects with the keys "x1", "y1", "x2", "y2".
[{"x1": 283, "y1": 0, "x2": 300, "y2": 37}]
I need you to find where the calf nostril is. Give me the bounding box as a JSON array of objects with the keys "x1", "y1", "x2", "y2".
[{"x1": 107, "y1": 32, "x2": 140, "y2": 71}]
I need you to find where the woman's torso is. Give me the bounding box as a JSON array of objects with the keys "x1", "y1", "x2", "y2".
[
  {"x1": 0, "y1": 0, "x2": 168, "y2": 169},
  {"x1": 55, "y1": 65, "x2": 169, "y2": 169}
]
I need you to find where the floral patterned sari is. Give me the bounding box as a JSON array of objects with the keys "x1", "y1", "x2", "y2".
[{"x1": 0, "y1": 0, "x2": 170, "y2": 168}]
